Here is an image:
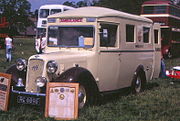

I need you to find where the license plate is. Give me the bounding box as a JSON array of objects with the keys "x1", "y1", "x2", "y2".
[{"x1": 17, "y1": 95, "x2": 40, "y2": 105}]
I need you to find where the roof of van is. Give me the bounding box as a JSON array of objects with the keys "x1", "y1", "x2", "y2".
[
  {"x1": 48, "y1": 6, "x2": 153, "y2": 23},
  {"x1": 39, "y1": 4, "x2": 75, "y2": 9}
]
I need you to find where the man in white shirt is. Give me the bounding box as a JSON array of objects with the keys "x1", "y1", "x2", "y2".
[
  {"x1": 5, "y1": 35, "x2": 13, "y2": 62},
  {"x1": 35, "y1": 34, "x2": 46, "y2": 54}
]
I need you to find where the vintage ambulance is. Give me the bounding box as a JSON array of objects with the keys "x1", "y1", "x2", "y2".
[{"x1": 6, "y1": 7, "x2": 161, "y2": 109}]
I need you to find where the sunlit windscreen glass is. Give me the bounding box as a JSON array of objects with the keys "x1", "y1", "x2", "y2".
[
  {"x1": 50, "y1": 9, "x2": 62, "y2": 15},
  {"x1": 40, "y1": 9, "x2": 49, "y2": 18},
  {"x1": 48, "y1": 26, "x2": 94, "y2": 48}
]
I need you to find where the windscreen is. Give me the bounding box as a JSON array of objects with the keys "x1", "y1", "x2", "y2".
[{"x1": 48, "y1": 26, "x2": 94, "y2": 48}]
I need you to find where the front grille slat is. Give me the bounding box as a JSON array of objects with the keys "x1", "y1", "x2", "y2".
[{"x1": 26, "y1": 59, "x2": 44, "y2": 92}]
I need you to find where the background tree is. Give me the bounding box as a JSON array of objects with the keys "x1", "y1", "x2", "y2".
[
  {"x1": 0, "y1": 0, "x2": 32, "y2": 36},
  {"x1": 63, "y1": 1, "x2": 77, "y2": 8},
  {"x1": 76, "y1": 1, "x2": 88, "y2": 7}
]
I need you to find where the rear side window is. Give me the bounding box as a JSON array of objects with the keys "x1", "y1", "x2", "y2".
[
  {"x1": 126, "y1": 24, "x2": 135, "y2": 42},
  {"x1": 143, "y1": 27, "x2": 150, "y2": 43}
]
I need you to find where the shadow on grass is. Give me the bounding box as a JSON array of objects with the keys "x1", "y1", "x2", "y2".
[
  {"x1": 145, "y1": 82, "x2": 159, "y2": 90},
  {"x1": 98, "y1": 81, "x2": 160, "y2": 106}
]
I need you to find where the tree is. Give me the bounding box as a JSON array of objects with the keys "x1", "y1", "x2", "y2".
[
  {"x1": 63, "y1": 0, "x2": 92, "y2": 8},
  {"x1": 0, "y1": 0, "x2": 32, "y2": 36},
  {"x1": 63, "y1": 1, "x2": 77, "y2": 8},
  {"x1": 76, "y1": 1, "x2": 88, "y2": 7}
]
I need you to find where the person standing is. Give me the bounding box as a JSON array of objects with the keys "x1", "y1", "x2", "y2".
[{"x1": 5, "y1": 35, "x2": 13, "y2": 62}]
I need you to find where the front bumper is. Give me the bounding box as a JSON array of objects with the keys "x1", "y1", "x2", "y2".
[{"x1": 11, "y1": 87, "x2": 46, "y2": 107}]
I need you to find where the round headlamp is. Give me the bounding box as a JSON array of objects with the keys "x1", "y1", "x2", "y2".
[
  {"x1": 36, "y1": 77, "x2": 47, "y2": 87},
  {"x1": 16, "y1": 58, "x2": 27, "y2": 71},
  {"x1": 46, "y1": 60, "x2": 58, "y2": 74}
]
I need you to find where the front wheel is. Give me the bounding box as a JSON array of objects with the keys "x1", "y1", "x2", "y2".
[
  {"x1": 78, "y1": 85, "x2": 87, "y2": 109},
  {"x1": 77, "y1": 78, "x2": 99, "y2": 109}
]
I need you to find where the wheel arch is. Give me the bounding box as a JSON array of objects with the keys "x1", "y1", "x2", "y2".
[
  {"x1": 53, "y1": 67, "x2": 99, "y2": 92},
  {"x1": 5, "y1": 64, "x2": 26, "y2": 86}
]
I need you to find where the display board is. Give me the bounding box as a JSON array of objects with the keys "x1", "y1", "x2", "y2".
[
  {"x1": 0, "y1": 73, "x2": 11, "y2": 111},
  {"x1": 45, "y1": 82, "x2": 79, "y2": 120}
]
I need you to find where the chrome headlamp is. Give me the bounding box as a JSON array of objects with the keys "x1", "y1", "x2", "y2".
[
  {"x1": 36, "y1": 77, "x2": 47, "y2": 87},
  {"x1": 46, "y1": 60, "x2": 58, "y2": 74},
  {"x1": 16, "y1": 58, "x2": 27, "y2": 71}
]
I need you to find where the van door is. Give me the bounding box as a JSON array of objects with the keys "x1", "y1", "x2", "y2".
[
  {"x1": 152, "y1": 24, "x2": 161, "y2": 78},
  {"x1": 98, "y1": 23, "x2": 120, "y2": 92}
]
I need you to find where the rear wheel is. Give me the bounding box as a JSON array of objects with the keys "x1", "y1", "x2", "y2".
[
  {"x1": 167, "y1": 51, "x2": 173, "y2": 59},
  {"x1": 131, "y1": 71, "x2": 146, "y2": 94}
]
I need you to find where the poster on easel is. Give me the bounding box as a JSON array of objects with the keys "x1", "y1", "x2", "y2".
[
  {"x1": 45, "y1": 82, "x2": 79, "y2": 120},
  {"x1": 0, "y1": 73, "x2": 11, "y2": 111}
]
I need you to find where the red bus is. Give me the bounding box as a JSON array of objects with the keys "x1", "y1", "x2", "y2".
[
  {"x1": 0, "y1": 17, "x2": 9, "y2": 49},
  {"x1": 141, "y1": 0, "x2": 180, "y2": 58}
]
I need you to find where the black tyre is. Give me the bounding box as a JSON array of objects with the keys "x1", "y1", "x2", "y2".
[
  {"x1": 131, "y1": 71, "x2": 146, "y2": 94},
  {"x1": 77, "y1": 76, "x2": 99, "y2": 109},
  {"x1": 167, "y1": 50, "x2": 173, "y2": 59}
]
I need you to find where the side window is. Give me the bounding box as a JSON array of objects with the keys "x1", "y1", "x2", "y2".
[
  {"x1": 154, "y1": 30, "x2": 159, "y2": 44},
  {"x1": 126, "y1": 24, "x2": 135, "y2": 42},
  {"x1": 143, "y1": 27, "x2": 150, "y2": 43},
  {"x1": 100, "y1": 24, "x2": 118, "y2": 47}
]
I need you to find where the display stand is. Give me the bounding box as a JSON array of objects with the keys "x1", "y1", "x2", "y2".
[
  {"x1": 45, "y1": 82, "x2": 79, "y2": 120},
  {"x1": 0, "y1": 73, "x2": 11, "y2": 111}
]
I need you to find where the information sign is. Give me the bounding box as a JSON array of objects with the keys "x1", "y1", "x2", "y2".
[
  {"x1": 45, "y1": 82, "x2": 79, "y2": 120},
  {"x1": 0, "y1": 73, "x2": 11, "y2": 111}
]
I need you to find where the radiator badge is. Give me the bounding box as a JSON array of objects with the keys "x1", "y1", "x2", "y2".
[{"x1": 32, "y1": 65, "x2": 39, "y2": 71}]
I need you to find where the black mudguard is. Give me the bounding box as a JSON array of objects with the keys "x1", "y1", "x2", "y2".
[{"x1": 5, "y1": 64, "x2": 26, "y2": 86}]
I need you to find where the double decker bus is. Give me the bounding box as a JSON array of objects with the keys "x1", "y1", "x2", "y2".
[
  {"x1": 141, "y1": 0, "x2": 180, "y2": 58},
  {"x1": 0, "y1": 17, "x2": 9, "y2": 49},
  {"x1": 35, "y1": 4, "x2": 74, "y2": 53}
]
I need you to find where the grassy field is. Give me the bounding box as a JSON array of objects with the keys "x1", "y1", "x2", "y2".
[{"x1": 0, "y1": 38, "x2": 180, "y2": 121}]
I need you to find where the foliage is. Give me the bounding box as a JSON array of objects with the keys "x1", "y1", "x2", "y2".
[
  {"x1": 63, "y1": 1, "x2": 77, "y2": 8},
  {"x1": 0, "y1": 37, "x2": 180, "y2": 121},
  {"x1": 0, "y1": 0, "x2": 33, "y2": 36},
  {"x1": 63, "y1": 0, "x2": 94, "y2": 8}
]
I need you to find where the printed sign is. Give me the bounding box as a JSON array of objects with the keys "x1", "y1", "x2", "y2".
[
  {"x1": 0, "y1": 73, "x2": 11, "y2": 111},
  {"x1": 45, "y1": 82, "x2": 79, "y2": 120},
  {"x1": 60, "y1": 18, "x2": 83, "y2": 23}
]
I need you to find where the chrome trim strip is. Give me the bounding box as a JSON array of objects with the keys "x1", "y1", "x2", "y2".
[{"x1": 12, "y1": 88, "x2": 46, "y2": 97}]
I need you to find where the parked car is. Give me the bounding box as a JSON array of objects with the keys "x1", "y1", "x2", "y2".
[{"x1": 166, "y1": 66, "x2": 180, "y2": 79}]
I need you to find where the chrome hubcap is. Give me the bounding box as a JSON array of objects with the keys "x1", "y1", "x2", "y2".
[
  {"x1": 135, "y1": 77, "x2": 141, "y2": 93},
  {"x1": 78, "y1": 85, "x2": 87, "y2": 109}
]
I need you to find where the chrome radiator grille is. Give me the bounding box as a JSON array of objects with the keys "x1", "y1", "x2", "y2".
[{"x1": 26, "y1": 59, "x2": 44, "y2": 92}]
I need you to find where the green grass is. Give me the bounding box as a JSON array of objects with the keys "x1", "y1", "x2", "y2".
[
  {"x1": 0, "y1": 38, "x2": 180, "y2": 121},
  {"x1": 0, "y1": 37, "x2": 36, "y2": 72}
]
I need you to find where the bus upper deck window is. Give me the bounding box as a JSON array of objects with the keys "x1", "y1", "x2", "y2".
[
  {"x1": 50, "y1": 9, "x2": 62, "y2": 15},
  {"x1": 40, "y1": 9, "x2": 49, "y2": 18},
  {"x1": 64, "y1": 9, "x2": 69, "y2": 11}
]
